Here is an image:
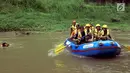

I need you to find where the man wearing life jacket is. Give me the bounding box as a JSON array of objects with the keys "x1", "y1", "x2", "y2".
[
  {"x1": 90, "y1": 24, "x2": 95, "y2": 41},
  {"x1": 79, "y1": 26, "x2": 86, "y2": 44},
  {"x1": 84, "y1": 24, "x2": 92, "y2": 43},
  {"x1": 70, "y1": 24, "x2": 82, "y2": 44},
  {"x1": 90, "y1": 24, "x2": 95, "y2": 32},
  {"x1": 70, "y1": 20, "x2": 77, "y2": 35},
  {"x1": 94, "y1": 24, "x2": 102, "y2": 41},
  {"x1": 100, "y1": 24, "x2": 113, "y2": 40}
]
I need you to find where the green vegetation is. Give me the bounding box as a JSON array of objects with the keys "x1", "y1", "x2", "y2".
[{"x1": 0, "y1": 0, "x2": 130, "y2": 31}]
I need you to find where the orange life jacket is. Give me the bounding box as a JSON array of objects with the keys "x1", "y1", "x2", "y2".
[{"x1": 70, "y1": 29, "x2": 82, "y2": 39}]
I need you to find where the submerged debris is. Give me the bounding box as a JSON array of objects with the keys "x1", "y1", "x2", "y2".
[{"x1": 15, "y1": 31, "x2": 31, "y2": 35}]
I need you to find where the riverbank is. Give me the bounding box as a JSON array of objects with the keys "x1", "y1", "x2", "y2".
[{"x1": 0, "y1": 0, "x2": 130, "y2": 32}]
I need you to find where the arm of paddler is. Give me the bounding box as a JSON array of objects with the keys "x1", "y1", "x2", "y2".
[
  {"x1": 70, "y1": 31, "x2": 77, "y2": 40},
  {"x1": 71, "y1": 25, "x2": 76, "y2": 30},
  {"x1": 99, "y1": 31, "x2": 106, "y2": 39},
  {"x1": 70, "y1": 31, "x2": 74, "y2": 39},
  {"x1": 108, "y1": 29, "x2": 114, "y2": 40},
  {"x1": 74, "y1": 32, "x2": 81, "y2": 43}
]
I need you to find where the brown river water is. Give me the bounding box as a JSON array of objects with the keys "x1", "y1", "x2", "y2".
[{"x1": 0, "y1": 31, "x2": 129, "y2": 73}]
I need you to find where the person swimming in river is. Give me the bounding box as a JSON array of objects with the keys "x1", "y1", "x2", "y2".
[{"x1": 1, "y1": 42, "x2": 9, "y2": 47}]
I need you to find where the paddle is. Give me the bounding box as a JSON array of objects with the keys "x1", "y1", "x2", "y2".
[
  {"x1": 53, "y1": 35, "x2": 88, "y2": 55},
  {"x1": 108, "y1": 37, "x2": 130, "y2": 51},
  {"x1": 121, "y1": 45, "x2": 130, "y2": 51},
  {"x1": 54, "y1": 43, "x2": 66, "y2": 55}
]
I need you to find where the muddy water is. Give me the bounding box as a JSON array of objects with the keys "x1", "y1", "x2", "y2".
[{"x1": 0, "y1": 31, "x2": 129, "y2": 73}]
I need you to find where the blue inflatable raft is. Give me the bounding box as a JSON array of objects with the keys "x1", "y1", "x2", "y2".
[{"x1": 64, "y1": 39, "x2": 121, "y2": 57}]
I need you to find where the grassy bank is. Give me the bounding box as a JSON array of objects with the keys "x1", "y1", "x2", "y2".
[{"x1": 0, "y1": 0, "x2": 130, "y2": 32}]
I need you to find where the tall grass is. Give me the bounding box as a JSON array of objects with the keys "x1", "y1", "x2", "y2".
[
  {"x1": 1, "y1": 0, "x2": 129, "y2": 20},
  {"x1": 0, "y1": 0, "x2": 129, "y2": 31}
]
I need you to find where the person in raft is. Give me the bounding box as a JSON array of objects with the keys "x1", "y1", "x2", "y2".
[
  {"x1": 84, "y1": 24, "x2": 93, "y2": 43},
  {"x1": 70, "y1": 20, "x2": 77, "y2": 35},
  {"x1": 70, "y1": 24, "x2": 86, "y2": 44},
  {"x1": 94, "y1": 24, "x2": 102, "y2": 41},
  {"x1": 100, "y1": 24, "x2": 114, "y2": 40}
]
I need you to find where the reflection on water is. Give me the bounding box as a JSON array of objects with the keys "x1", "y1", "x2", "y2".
[{"x1": 0, "y1": 31, "x2": 129, "y2": 73}]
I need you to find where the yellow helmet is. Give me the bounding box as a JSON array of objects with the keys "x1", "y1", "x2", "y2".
[
  {"x1": 96, "y1": 24, "x2": 100, "y2": 27},
  {"x1": 85, "y1": 24, "x2": 90, "y2": 27},
  {"x1": 102, "y1": 24, "x2": 108, "y2": 28}
]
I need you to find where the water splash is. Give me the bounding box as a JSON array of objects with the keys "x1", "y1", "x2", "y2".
[
  {"x1": 48, "y1": 46, "x2": 87, "y2": 58},
  {"x1": 48, "y1": 43, "x2": 65, "y2": 57},
  {"x1": 48, "y1": 49, "x2": 57, "y2": 57}
]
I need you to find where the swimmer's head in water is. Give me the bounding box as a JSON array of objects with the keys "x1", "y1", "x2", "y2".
[{"x1": 1, "y1": 42, "x2": 9, "y2": 47}]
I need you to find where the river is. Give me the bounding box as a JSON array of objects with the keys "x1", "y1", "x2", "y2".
[{"x1": 0, "y1": 31, "x2": 129, "y2": 73}]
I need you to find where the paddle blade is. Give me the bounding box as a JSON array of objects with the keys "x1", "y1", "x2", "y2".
[
  {"x1": 126, "y1": 46, "x2": 130, "y2": 50},
  {"x1": 54, "y1": 43, "x2": 66, "y2": 55},
  {"x1": 123, "y1": 45, "x2": 130, "y2": 51}
]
